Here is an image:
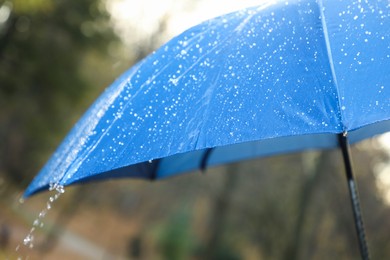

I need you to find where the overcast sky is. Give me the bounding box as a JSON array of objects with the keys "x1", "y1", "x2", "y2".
[{"x1": 106, "y1": 0, "x2": 271, "y2": 45}]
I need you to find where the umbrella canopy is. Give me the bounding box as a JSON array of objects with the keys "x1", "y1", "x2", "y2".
[{"x1": 25, "y1": 0, "x2": 389, "y2": 196}]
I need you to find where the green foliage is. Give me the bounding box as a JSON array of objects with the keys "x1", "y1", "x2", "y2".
[
  {"x1": 0, "y1": 0, "x2": 118, "y2": 186},
  {"x1": 157, "y1": 209, "x2": 194, "y2": 260},
  {"x1": 12, "y1": 0, "x2": 53, "y2": 14}
]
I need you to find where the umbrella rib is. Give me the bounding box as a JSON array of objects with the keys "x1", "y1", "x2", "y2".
[
  {"x1": 200, "y1": 148, "x2": 214, "y2": 172},
  {"x1": 317, "y1": 0, "x2": 346, "y2": 131}
]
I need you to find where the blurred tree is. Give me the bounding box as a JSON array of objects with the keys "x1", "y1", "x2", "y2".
[
  {"x1": 157, "y1": 209, "x2": 194, "y2": 260},
  {"x1": 0, "y1": 0, "x2": 118, "y2": 187},
  {"x1": 223, "y1": 144, "x2": 390, "y2": 260},
  {"x1": 202, "y1": 164, "x2": 241, "y2": 260}
]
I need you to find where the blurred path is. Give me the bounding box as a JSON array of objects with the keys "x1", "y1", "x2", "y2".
[
  {"x1": 2, "y1": 198, "x2": 125, "y2": 260},
  {"x1": 58, "y1": 229, "x2": 123, "y2": 259}
]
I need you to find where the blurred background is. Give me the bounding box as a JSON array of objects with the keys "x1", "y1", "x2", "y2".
[{"x1": 1, "y1": 0, "x2": 390, "y2": 259}]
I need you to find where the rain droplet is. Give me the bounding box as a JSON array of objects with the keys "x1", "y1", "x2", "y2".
[
  {"x1": 33, "y1": 219, "x2": 40, "y2": 227},
  {"x1": 18, "y1": 182, "x2": 65, "y2": 253},
  {"x1": 23, "y1": 234, "x2": 34, "y2": 249}
]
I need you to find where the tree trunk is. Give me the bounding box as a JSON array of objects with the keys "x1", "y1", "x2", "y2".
[{"x1": 204, "y1": 164, "x2": 239, "y2": 259}]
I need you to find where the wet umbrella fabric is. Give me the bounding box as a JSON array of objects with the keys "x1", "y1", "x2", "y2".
[
  {"x1": 25, "y1": 0, "x2": 390, "y2": 194},
  {"x1": 25, "y1": 0, "x2": 389, "y2": 259}
]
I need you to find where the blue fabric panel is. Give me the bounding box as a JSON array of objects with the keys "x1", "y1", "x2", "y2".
[{"x1": 24, "y1": 0, "x2": 390, "y2": 197}]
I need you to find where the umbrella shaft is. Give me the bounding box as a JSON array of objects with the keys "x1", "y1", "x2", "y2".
[
  {"x1": 338, "y1": 134, "x2": 370, "y2": 260},
  {"x1": 347, "y1": 178, "x2": 370, "y2": 260}
]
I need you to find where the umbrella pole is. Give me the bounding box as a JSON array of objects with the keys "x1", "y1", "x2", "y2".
[{"x1": 338, "y1": 134, "x2": 370, "y2": 260}]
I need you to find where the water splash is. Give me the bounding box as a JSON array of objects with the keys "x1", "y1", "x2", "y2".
[{"x1": 16, "y1": 183, "x2": 65, "y2": 255}]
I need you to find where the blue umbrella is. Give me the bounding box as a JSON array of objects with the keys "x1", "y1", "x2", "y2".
[{"x1": 25, "y1": 0, "x2": 389, "y2": 259}]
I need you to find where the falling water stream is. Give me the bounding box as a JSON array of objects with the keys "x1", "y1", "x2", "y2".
[{"x1": 15, "y1": 183, "x2": 65, "y2": 258}]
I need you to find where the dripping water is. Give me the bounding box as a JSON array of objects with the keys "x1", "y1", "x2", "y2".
[{"x1": 15, "y1": 183, "x2": 65, "y2": 257}]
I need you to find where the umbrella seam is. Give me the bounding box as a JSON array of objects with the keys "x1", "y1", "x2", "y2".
[{"x1": 317, "y1": 0, "x2": 346, "y2": 132}]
